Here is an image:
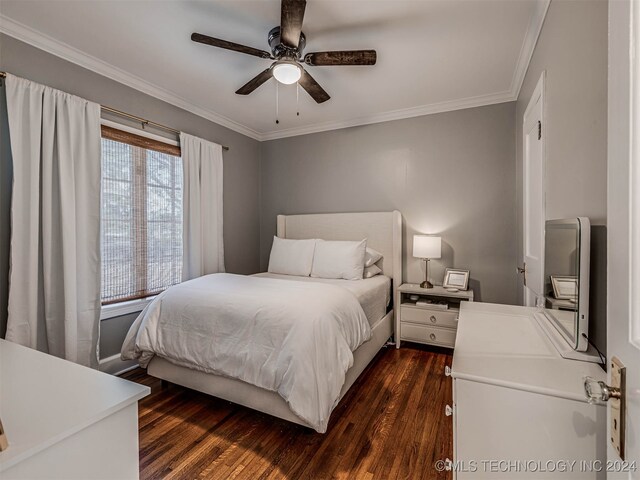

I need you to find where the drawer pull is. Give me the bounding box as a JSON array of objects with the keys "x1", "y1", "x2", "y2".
[
  {"x1": 445, "y1": 405, "x2": 453, "y2": 416},
  {"x1": 444, "y1": 366, "x2": 451, "y2": 377},
  {"x1": 429, "y1": 333, "x2": 436, "y2": 341},
  {"x1": 430, "y1": 315, "x2": 437, "y2": 323}
]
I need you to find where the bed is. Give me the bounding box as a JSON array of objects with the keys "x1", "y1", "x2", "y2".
[{"x1": 124, "y1": 211, "x2": 402, "y2": 432}]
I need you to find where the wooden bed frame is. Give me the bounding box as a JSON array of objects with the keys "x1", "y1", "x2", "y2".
[{"x1": 147, "y1": 210, "x2": 403, "y2": 429}]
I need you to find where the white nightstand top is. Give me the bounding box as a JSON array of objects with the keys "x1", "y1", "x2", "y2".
[{"x1": 399, "y1": 283, "x2": 474, "y2": 301}]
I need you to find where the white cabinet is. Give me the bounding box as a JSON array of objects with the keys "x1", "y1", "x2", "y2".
[
  {"x1": 0, "y1": 339, "x2": 149, "y2": 479},
  {"x1": 397, "y1": 284, "x2": 473, "y2": 349},
  {"x1": 450, "y1": 302, "x2": 607, "y2": 479}
]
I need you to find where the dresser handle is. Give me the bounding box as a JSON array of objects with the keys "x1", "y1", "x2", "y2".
[
  {"x1": 430, "y1": 315, "x2": 437, "y2": 323},
  {"x1": 429, "y1": 333, "x2": 436, "y2": 341},
  {"x1": 445, "y1": 405, "x2": 453, "y2": 416},
  {"x1": 444, "y1": 366, "x2": 451, "y2": 376}
]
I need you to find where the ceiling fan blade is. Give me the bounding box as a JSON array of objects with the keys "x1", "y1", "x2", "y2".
[
  {"x1": 304, "y1": 50, "x2": 377, "y2": 66},
  {"x1": 192, "y1": 33, "x2": 272, "y2": 59},
  {"x1": 298, "y1": 69, "x2": 330, "y2": 104},
  {"x1": 236, "y1": 68, "x2": 274, "y2": 95},
  {"x1": 280, "y1": 0, "x2": 306, "y2": 49}
]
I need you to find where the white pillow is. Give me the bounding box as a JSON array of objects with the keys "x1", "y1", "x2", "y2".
[
  {"x1": 364, "y1": 247, "x2": 383, "y2": 267},
  {"x1": 311, "y1": 239, "x2": 367, "y2": 280},
  {"x1": 364, "y1": 264, "x2": 382, "y2": 278},
  {"x1": 268, "y1": 237, "x2": 316, "y2": 276}
]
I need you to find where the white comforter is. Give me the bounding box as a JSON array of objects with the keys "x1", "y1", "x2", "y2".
[{"x1": 121, "y1": 273, "x2": 371, "y2": 432}]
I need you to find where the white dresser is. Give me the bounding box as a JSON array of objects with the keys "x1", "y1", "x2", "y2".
[
  {"x1": 0, "y1": 339, "x2": 149, "y2": 479},
  {"x1": 450, "y1": 302, "x2": 606, "y2": 479}
]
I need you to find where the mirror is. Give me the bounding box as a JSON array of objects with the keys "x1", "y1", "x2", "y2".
[{"x1": 542, "y1": 218, "x2": 590, "y2": 351}]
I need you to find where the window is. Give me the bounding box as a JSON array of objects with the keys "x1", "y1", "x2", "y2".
[{"x1": 101, "y1": 126, "x2": 183, "y2": 305}]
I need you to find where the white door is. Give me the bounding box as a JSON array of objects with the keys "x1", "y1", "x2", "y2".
[
  {"x1": 522, "y1": 72, "x2": 545, "y2": 306},
  {"x1": 608, "y1": 0, "x2": 640, "y2": 475}
]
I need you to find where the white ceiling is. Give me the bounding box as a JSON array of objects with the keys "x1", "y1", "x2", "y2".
[{"x1": 0, "y1": 0, "x2": 548, "y2": 141}]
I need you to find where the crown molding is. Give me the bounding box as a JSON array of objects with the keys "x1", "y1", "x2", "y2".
[
  {"x1": 509, "y1": 0, "x2": 551, "y2": 99},
  {"x1": 259, "y1": 90, "x2": 515, "y2": 141},
  {"x1": 0, "y1": 0, "x2": 549, "y2": 142},
  {"x1": 0, "y1": 14, "x2": 262, "y2": 140}
]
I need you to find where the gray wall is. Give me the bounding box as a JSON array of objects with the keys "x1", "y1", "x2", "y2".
[
  {"x1": 0, "y1": 34, "x2": 262, "y2": 355},
  {"x1": 515, "y1": 0, "x2": 608, "y2": 351},
  {"x1": 260, "y1": 102, "x2": 518, "y2": 305},
  {"x1": 516, "y1": 0, "x2": 608, "y2": 296}
]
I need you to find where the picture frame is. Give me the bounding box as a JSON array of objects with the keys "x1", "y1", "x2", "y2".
[
  {"x1": 550, "y1": 275, "x2": 578, "y2": 300},
  {"x1": 442, "y1": 268, "x2": 470, "y2": 291}
]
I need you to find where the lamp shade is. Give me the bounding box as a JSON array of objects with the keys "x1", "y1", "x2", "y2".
[{"x1": 413, "y1": 235, "x2": 441, "y2": 259}]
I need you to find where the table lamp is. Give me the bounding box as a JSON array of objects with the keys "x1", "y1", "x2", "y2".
[{"x1": 413, "y1": 235, "x2": 442, "y2": 289}]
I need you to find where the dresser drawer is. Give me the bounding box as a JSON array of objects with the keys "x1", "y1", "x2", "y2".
[
  {"x1": 401, "y1": 306, "x2": 459, "y2": 328},
  {"x1": 400, "y1": 323, "x2": 456, "y2": 347}
]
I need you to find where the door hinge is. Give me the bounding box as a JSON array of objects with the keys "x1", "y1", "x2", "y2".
[{"x1": 538, "y1": 120, "x2": 542, "y2": 140}]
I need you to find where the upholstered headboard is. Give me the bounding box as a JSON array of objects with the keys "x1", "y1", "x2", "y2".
[{"x1": 276, "y1": 210, "x2": 403, "y2": 304}]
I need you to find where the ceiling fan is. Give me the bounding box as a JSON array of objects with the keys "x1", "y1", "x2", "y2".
[{"x1": 191, "y1": 0, "x2": 377, "y2": 104}]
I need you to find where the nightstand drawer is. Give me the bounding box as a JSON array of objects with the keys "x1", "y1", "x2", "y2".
[
  {"x1": 401, "y1": 306, "x2": 459, "y2": 328},
  {"x1": 400, "y1": 323, "x2": 456, "y2": 347}
]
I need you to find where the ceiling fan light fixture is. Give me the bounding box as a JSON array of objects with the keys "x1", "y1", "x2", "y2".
[{"x1": 272, "y1": 61, "x2": 302, "y2": 85}]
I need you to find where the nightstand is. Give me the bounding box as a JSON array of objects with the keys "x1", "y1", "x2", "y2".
[{"x1": 395, "y1": 283, "x2": 474, "y2": 349}]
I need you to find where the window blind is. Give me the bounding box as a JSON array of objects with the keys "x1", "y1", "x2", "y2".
[{"x1": 101, "y1": 126, "x2": 183, "y2": 304}]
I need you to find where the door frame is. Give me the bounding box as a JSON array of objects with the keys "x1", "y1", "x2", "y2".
[
  {"x1": 608, "y1": 0, "x2": 640, "y2": 469},
  {"x1": 631, "y1": 0, "x2": 640, "y2": 351},
  {"x1": 522, "y1": 71, "x2": 546, "y2": 305}
]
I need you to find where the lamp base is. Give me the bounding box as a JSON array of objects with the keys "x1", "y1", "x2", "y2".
[
  {"x1": 420, "y1": 280, "x2": 434, "y2": 289},
  {"x1": 421, "y1": 258, "x2": 434, "y2": 288}
]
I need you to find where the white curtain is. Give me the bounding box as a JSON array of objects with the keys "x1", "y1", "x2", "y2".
[
  {"x1": 180, "y1": 132, "x2": 225, "y2": 280},
  {"x1": 5, "y1": 74, "x2": 102, "y2": 368}
]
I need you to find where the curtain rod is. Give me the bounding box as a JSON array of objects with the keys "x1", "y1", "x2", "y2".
[
  {"x1": 101, "y1": 106, "x2": 230, "y2": 151},
  {"x1": 0, "y1": 71, "x2": 229, "y2": 152}
]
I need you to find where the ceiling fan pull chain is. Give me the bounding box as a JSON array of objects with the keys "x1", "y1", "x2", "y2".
[
  {"x1": 296, "y1": 83, "x2": 300, "y2": 117},
  {"x1": 276, "y1": 82, "x2": 280, "y2": 124}
]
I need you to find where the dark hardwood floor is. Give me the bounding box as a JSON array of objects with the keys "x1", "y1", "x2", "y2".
[{"x1": 122, "y1": 344, "x2": 453, "y2": 480}]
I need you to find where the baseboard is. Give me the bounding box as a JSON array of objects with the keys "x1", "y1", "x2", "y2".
[{"x1": 99, "y1": 353, "x2": 138, "y2": 376}]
